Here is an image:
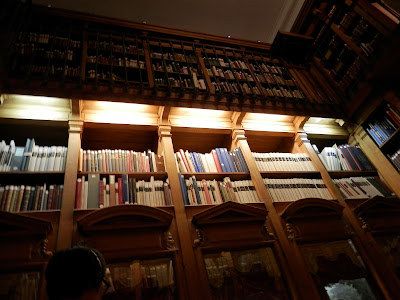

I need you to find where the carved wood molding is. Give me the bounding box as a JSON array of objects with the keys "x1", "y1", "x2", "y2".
[
  {"x1": 281, "y1": 198, "x2": 344, "y2": 221},
  {"x1": 77, "y1": 205, "x2": 173, "y2": 234},
  {"x1": 294, "y1": 132, "x2": 310, "y2": 147},
  {"x1": 68, "y1": 120, "x2": 84, "y2": 134},
  {"x1": 191, "y1": 202, "x2": 272, "y2": 248},
  {"x1": 0, "y1": 211, "x2": 52, "y2": 238},
  {"x1": 354, "y1": 196, "x2": 400, "y2": 234},
  {"x1": 192, "y1": 201, "x2": 268, "y2": 226},
  {"x1": 0, "y1": 211, "x2": 53, "y2": 261},
  {"x1": 280, "y1": 199, "x2": 348, "y2": 242},
  {"x1": 158, "y1": 125, "x2": 172, "y2": 138},
  {"x1": 231, "y1": 129, "x2": 247, "y2": 142}
]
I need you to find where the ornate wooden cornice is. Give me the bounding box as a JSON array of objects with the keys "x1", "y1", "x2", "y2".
[
  {"x1": 280, "y1": 199, "x2": 350, "y2": 242},
  {"x1": 354, "y1": 195, "x2": 400, "y2": 234},
  {"x1": 192, "y1": 201, "x2": 268, "y2": 226},
  {"x1": 0, "y1": 211, "x2": 52, "y2": 238},
  {"x1": 77, "y1": 205, "x2": 173, "y2": 234}
]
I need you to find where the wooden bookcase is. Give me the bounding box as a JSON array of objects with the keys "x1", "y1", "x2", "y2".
[{"x1": 1, "y1": 2, "x2": 400, "y2": 299}]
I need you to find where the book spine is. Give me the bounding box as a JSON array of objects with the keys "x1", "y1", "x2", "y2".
[
  {"x1": 122, "y1": 174, "x2": 129, "y2": 204},
  {"x1": 211, "y1": 150, "x2": 223, "y2": 173},
  {"x1": 215, "y1": 148, "x2": 227, "y2": 172}
]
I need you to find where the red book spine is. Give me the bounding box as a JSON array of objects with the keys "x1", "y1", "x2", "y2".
[
  {"x1": 179, "y1": 149, "x2": 192, "y2": 172},
  {"x1": 75, "y1": 178, "x2": 82, "y2": 209},
  {"x1": 99, "y1": 180, "x2": 105, "y2": 208},
  {"x1": 211, "y1": 150, "x2": 223, "y2": 173},
  {"x1": 343, "y1": 146, "x2": 362, "y2": 170},
  {"x1": 386, "y1": 110, "x2": 400, "y2": 127},
  {"x1": 118, "y1": 177, "x2": 124, "y2": 205},
  {"x1": 202, "y1": 179, "x2": 212, "y2": 204}
]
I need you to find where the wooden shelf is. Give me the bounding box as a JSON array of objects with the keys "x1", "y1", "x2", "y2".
[
  {"x1": 180, "y1": 172, "x2": 250, "y2": 181},
  {"x1": 260, "y1": 171, "x2": 321, "y2": 178},
  {"x1": 78, "y1": 172, "x2": 168, "y2": 180},
  {"x1": 328, "y1": 170, "x2": 378, "y2": 178},
  {"x1": 330, "y1": 24, "x2": 370, "y2": 64}
]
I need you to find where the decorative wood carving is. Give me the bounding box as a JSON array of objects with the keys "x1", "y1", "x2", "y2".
[
  {"x1": 0, "y1": 211, "x2": 52, "y2": 262},
  {"x1": 281, "y1": 199, "x2": 348, "y2": 242},
  {"x1": 191, "y1": 202, "x2": 271, "y2": 248},
  {"x1": 77, "y1": 205, "x2": 175, "y2": 257},
  {"x1": 354, "y1": 196, "x2": 400, "y2": 234}
]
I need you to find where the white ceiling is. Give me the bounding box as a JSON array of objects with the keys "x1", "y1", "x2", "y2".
[{"x1": 32, "y1": 0, "x2": 305, "y2": 43}]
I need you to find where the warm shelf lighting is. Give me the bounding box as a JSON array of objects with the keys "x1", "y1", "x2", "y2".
[
  {"x1": 0, "y1": 94, "x2": 70, "y2": 121},
  {"x1": 242, "y1": 113, "x2": 296, "y2": 133},
  {"x1": 82, "y1": 100, "x2": 158, "y2": 125},
  {"x1": 169, "y1": 107, "x2": 232, "y2": 129}
]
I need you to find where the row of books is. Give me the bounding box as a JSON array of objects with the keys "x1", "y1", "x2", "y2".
[
  {"x1": 88, "y1": 41, "x2": 143, "y2": 54},
  {"x1": 153, "y1": 77, "x2": 206, "y2": 90},
  {"x1": 252, "y1": 152, "x2": 316, "y2": 172},
  {"x1": 0, "y1": 139, "x2": 67, "y2": 172},
  {"x1": 389, "y1": 149, "x2": 400, "y2": 172},
  {"x1": 207, "y1": 66, "x2": 254, "y2": 82},
  {"x1": 75, "y1": 175, "x2": 172, "y2": 209},
  {"x1": 175, "y1": 148, "x2": 249, "y2": 173},
  {"x1": 314, "y1": 144, "x2": 375, "y2": 171},
  {"x1": 179, "y1": 175, "x2": 260, "y2": 206},
  {"x1": 78, "y1": 149, "x2": 165, "y2": 173},
  {"x1": 151, "y1": 51, "x2": 197, "y2": 64},
  {"x1": 0, "y1": 183, "x2": 63, "y2": 212},
  {"x1": 365, "y1": 103, "x2": 400, "y2": 146},
  {"x1": 22, "y1": 32, "x2": 81, "y2": 48},
  {"x1": 87, "y1": 56, "x2": 145, "y2": 69},
  {"x1": 333, "y1": 177, "x2": 393, "y2": 199},
  {"x1": 263, "y1": 178, "x2": 334, "y2": 202}
]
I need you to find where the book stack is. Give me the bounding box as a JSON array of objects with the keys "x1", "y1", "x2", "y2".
[
  {"x1": 252, "y1": 152, "x2": 316, "y2": 171},
  {"x1": 333, "y1": 176, "x2": 394, "y2": 199},
  {"x1": 175, "y1": 148, "x2": 248, "y2": 173},
  {"x1": 75, "y1": 175, "x2": 172, "y2": 209},
  {"x1": 263, "y1": 178, "x2": 333, "y2": 202},
  {"x1": 0, "y1": 183, "x2": 63, "y2": 212},
  {"x1": 79, "y1": 149, "x2": 165, "y2": 173},
  {"x1": 314, "y1": 144, "x2": 375, "y2": 171},
  {"x1": 179, "y1": 175, "x2": 260, "y2": 205},
  {"x1": 0, "y1": 139, "x2": 68, "y2": 172},
  {"x1": 365, "y1": 103, "x2": 400, "y2": 146}
]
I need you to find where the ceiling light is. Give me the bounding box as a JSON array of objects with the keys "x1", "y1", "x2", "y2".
[
  {"x1": 257, "y1": 40, "x2": 261, "y2": 43},
  {"x1": 227, "y1": 35, "x2": 231, "y2": 38},
  {"x1": 142, "y1": 21, "x2": 146, "y2": 24}
]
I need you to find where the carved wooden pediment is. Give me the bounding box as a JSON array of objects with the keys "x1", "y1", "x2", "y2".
[
  {"x1": 191, "y1": 202, "x2": 271, "y2": 248},
  {"x1": 78, "y1": 205, "x2": 173, "y2": 234},
  {"x1": 354, "y1": 196, "x2": 400, "y2": 234},
  {"x1": 192, "y1": 201, "x2": 268, "y2": 226},
  {"x1": 0, "y1": 211, "x2": 53, "y2": 261},
  {"x1": 0, "y1": 211, "x2": 52, "y2": 238},
  {"x1": 281, "y1": 199, "x2": 348, "y2": 242}
]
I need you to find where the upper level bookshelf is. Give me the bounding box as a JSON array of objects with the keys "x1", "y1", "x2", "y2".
[
  {"x1": 1, "y1": 4, "x2": 346, "y2": 118},
  {"x1": 292, "y1": 0, "x2": 400, "y2": 117}
]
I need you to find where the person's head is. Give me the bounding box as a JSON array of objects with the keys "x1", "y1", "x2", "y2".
[{"x1": 45, "y1": 246, "x2": 108, "y2": 300}]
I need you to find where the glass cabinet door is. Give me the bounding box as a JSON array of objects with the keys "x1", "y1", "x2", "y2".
[
  {"x1": 104, "y1": 258, "x2": 176, "y2": 300},
  {"x1": 0, "y1": 271, "x2": 41, "y2": 300},
  {"x1": 203, "y1": 247, "x2": 290, "y2": 300}
]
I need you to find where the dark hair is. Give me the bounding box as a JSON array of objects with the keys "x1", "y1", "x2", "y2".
[{"x1": 45, "y1": 246, "x2": 106, "y2": 300}]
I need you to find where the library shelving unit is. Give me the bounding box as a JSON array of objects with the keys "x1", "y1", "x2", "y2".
[
  {"x1": 1, "y1": 2, "x2": 400, "y2": 299},
  {"x1": 85, "y1": 29, "x2": 148, "y2": 91},
  {"x1": 292, "y1": 0, "x2": 400, "y2": 117},
  {"x1": 2, "y1": 5, "x2": 351, "y2": 119},
  {"x1": 1, "y1": 95, "x2": 400, "y2": 299}
]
